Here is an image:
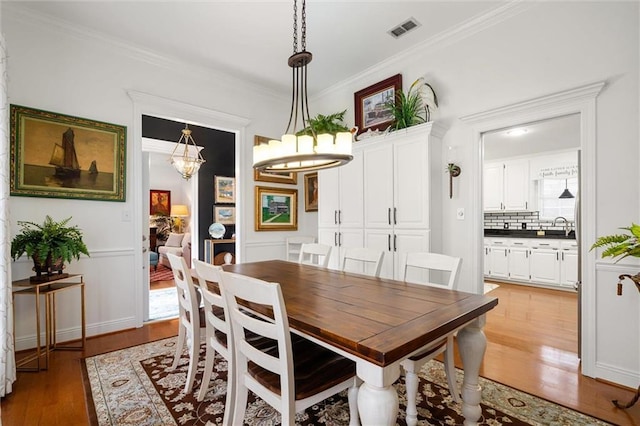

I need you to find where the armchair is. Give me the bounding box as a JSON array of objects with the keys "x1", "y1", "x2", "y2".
[{"x1": 158, "y1": 232, "x2": 191, "y2": 268}]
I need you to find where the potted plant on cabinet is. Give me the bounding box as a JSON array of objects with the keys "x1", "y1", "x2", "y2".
[
  {"x1": 11, "y1": 215, "x2": 90, "y2": 282},
  {"x1": 590, "y1": 222, "x2": 639, "y2": 409},
  {"x1": 386, "y1": 77, "x2": 439, "y2": 131}
]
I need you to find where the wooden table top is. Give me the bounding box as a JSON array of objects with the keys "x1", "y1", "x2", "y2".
[{"x1": 223, "y1": 260, "x2": 498, "y2": 367}]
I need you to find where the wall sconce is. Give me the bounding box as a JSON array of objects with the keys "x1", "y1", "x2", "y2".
[{"x1": 446, "y1": 146, "x2": 461, "y2": 199}]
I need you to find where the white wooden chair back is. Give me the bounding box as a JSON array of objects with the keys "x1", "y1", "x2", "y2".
[
  {"x1": 403, "y1": 252, "x2": 462, "y2": 289},
  {"x1": 297, "y1": 243, "x2": 332, "y2": 267},
  {"x1": 220, "y1": 271, "x2": 296, "y2": 421},
  {"x1": 192, "y1": 260, "x2": 235, "y2": 420},
  {"x1": 341, "y1": 247, "x2": 384, "y2": 277},
  {"x1": 167, "y1": 253, "x2": 201, "y2": 393},
  {"x1": 285, "y1": 235, "x2": 316, "y2": 261}
]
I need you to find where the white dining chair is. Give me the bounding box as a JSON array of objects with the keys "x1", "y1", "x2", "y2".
[
  {"x1": 297, "y1": 243, "x2": 332, "y2": 267},
  {"x1": 285, "y1": 235, "x2": 316, "y2": 262},
  {"x1": 191, "y1": 260, "x2": 234, "y2": 424},
  {"x1": 401, "y1": 252, "x2": 462, "y2": 426},
  {"x1": 167, "y1": 253, "x2": 204, "y2": 394},
  {"x1": 220, "y1": 270, "x2": 361, "y2": 426},
  {"x1": 341, "y1": 247, "x2": 384, "y2": 277}
]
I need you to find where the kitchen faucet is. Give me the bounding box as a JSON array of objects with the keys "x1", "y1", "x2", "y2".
[{"x1": 553, "y1": 216, "x2": 572, "y2": 237}]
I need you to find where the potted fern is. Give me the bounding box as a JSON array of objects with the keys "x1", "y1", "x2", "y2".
[
  {"x1": 11, "y1": 216, "x2": 90, "y2": 282},
  {"x1": 386, "y1": 77, "x2": 439, "y2": 131},
  {"x1": 295, "y1": 110, "x2": 350, "y2": 137}
]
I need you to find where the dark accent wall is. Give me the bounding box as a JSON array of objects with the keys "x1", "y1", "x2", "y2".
[{"x1": 142, "y1": 115, "x2": 235, "y2": 259}]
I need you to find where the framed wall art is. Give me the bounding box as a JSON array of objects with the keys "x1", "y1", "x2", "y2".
[
  {"x1": 214, "y1": 206, "x2": 236, "y2": 225},
  {"x1": 255, "y1": 186, "x2": 298, "y2": 231},
  {"x1": 150, "y1": 189, "x2": 171, "y2": 216},
  {"x1": 10, "y1": 104, "x2": 127, "y2": 201},
  {"x1": 253, "y1": 135, "x2": 297, "y2": 184},
  {"x1": 304, "y1": 172, "x2": 318, "y2": 212},
  {"x1": 354, "y1": 74, "x2": 402, "y2": 135},
  {"x1": 214, "y1": 175, "x2": 236, "y2": 203}
]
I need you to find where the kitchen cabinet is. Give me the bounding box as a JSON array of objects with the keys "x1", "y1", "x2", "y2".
[
  {"x1": 320, "y1": 122, "x2": 445, "y2": 277},
  {"x1": 508, "y1": 240, "x2": 529, "y2": 281},
  {"x1": 486, "y1": 238, "x2": 509, "y2": 279},
  {"x1": 484, "y1": 159, "x2": 530, "y2": 211},
  {"x1": 362, "y1": 123, "x2": 444, "y2": 279},
  {"x1": 560, "y1": 240, "x2": 579, "y2": 288},
  {"x1": 529, "y1": 240, "x2": 560, "y2": 285},
  {"x1": 318, "y1": 152, "x2": 364, "y2": 270}
]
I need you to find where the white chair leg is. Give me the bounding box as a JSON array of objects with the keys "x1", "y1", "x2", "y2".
[
  {"x1": 404, "y1": 361, "x2": 419, "y2": 426},
  {"x1": 222, "y1": 356, "x2": 235, "y2": 426},
  {"x1": 444, "y1": 338, "x2": 461, "y2": 403},
  {"x1": 197, "y1": 343, "x2": 215, "y2": 401},
  {"x1": 171, "y1": 325, "x2": 185, "y2": 370},
  {"x1": 233, "y1": 380, "x2": 249, "y2": 425},
  {"x1": 348, "y1": 378, "x2": 360, "y2": 426},
  {"x1": 184, "y1": 333, "x2": 198, "y2": 393}
]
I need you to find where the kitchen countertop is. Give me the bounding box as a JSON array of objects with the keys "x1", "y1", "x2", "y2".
[{"x1": 484, "y1": 229, "x2": 576, "y2": 240}]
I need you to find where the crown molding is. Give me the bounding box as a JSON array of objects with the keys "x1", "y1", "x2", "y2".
[{"x1": 3, "y1": 3, "x2": 289, "y2": 102}]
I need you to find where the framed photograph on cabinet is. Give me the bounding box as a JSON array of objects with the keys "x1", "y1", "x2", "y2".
[
  {"x1": 354, "y1": 74, "x2": 402, "y2": 135},
  {"x1": 10, "y1": 104, "x2": 127, "y2": 201},
  {"x1": 253, "y1": 135, "x2": 297, "y2": 184},
  {"x1": 214, "y1": 175, "x2": 235, "y2": 203},
  {"x1": 304, "y1": 172, "x2": 318, "y2": 212},
  {"x1": 150, "y1": 189, "x2": 171, "y2": 216},
  {"x1": 255, "y1": 186, "x2": 298, "y2": 231},
  {"x1": 214, "y1": 206, "x2": 236, "y2": 225}
]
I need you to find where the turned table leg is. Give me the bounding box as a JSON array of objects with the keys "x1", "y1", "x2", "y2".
[{"x1": 457, "y1": 316, "x2": 487, "y2": 426}]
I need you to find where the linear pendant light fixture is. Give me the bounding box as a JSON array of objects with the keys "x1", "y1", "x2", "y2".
[
  {"x1": 252, "y1": 0, "x2": 353, "y2": 173},
  {"x1": 170, "y1": 124, "x2": 205, "y2": 180}
]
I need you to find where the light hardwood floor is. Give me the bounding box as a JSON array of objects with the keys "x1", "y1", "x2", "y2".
[{"x1": 1, "y1": 282, "x2": 637, "y2": 425}]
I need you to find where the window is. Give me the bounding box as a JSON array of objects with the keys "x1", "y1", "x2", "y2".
[{"x1": 537, "y1": 178, "x2": 578, "y2": 220}]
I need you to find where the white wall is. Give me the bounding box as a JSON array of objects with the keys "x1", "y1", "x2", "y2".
[{"x1": 313, "y1": 2, "x2": 639, "y2": 387}]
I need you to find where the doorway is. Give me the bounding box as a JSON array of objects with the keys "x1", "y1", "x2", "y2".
[{"x1": 481, "y1": 114, "x2": 581, "y2": 358}]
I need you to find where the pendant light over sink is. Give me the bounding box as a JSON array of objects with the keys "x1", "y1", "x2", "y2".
[
  {"x1": 559, "y1": 179, "x2": 575, "y2": 199},
  {"x1": 252, "y1": 0, "x2": 354, "y2": 173}
]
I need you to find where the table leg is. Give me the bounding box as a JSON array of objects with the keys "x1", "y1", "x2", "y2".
[
  {"x1": 35, "y1": 286, "x2": 42, "y2": 370},
  {"x1": 457, "y1": 316, "x2": 487, "y2": 426},
  {"x1": 356, "y1": 382, "x2": 399, "y2": 425}
]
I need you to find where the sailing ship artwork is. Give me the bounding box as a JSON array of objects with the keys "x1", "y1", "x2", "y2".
[{"x1": 10, "y1": 105, "x2": 126, "y2": 201}]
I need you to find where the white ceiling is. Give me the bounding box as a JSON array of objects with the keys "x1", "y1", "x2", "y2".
[{"x1": 8, "y1": 1, "x2": 506, "y2": 96}]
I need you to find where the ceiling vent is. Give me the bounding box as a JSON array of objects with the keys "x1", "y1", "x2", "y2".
[{"x1": 388, "y1": 18, "x2": 421, "y2": 38}]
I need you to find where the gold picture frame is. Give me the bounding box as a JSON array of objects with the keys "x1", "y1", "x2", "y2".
[
  {"x1": 253, "y1": 135, "x2": 297, "y2": 184},
  {"x1": 214, "y1": 175, "x2": 236, "y2": 204},
  {"x1": 304, "y1": 172, "x2": 318, "y2": 212},
  {"x1": 214, "y1": 206, "x2": 236, "y2": 225},
  {"x1": 10, "y1": 104, "x2": 126, "y2": 201},
  {"x1": 255, "y1": 186, "x2": 298, "y2": 231}
]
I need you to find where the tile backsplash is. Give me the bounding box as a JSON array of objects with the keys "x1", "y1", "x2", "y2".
[{"x1": 484, "y1": 211, "x2": 575, "y2": 232}]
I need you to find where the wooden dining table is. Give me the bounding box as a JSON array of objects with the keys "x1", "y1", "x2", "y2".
[{"x1": 223, "y1": 260, "x2": 498, "y2": 425}]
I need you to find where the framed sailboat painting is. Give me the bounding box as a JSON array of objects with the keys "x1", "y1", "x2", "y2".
[{"x1": 10, "y1": 105, "x2": 126, "y2": 201}]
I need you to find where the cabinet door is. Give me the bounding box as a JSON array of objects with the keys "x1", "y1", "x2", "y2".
[
  {"x1": 488, "y1": 246, "x2": 509, "y2": 278},
  {"x1": 394, "y1": 230, "x2": 430, "y2": 281},
  {"x1": 338, "y1": 228, "x2": 365, "y2": 272},
  {"x1": 318, "y1": 227, "x2": 340, "y2": 270},
  {"x1": 504, "y1": 160, "x2": 529, "y2": 211},
  {"x1": 318, "y1": 167, "x2": 340, "y2": 228},
  {"x1": 484, "y1": 162, "x2": 504, "y2": 211},
  {"x1": 339, "y1": 151, "x2": 364, "y2": 229},
  {"x1": 363, "y1": 144, "x2": 393, "y2": 229},
  {"x1": 508, "y1": 247, "x2": 530, "y2": 281},
  {"x1": 484, "y1": 245, "x2": 490, "y2": 276},
  {"x1": 530, "y1": 249, "x2": 560, "y2": 284},
  {"x1": 560, "y1": 249, "x2": 578, "y2": 287},
  {"x1": 394, "y1": 136, "x2": 429, "y2": 229}
]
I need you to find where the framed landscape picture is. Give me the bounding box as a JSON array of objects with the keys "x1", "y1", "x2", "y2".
[
  {"x1": 253, "y1": 135, "x2": 297, "y2": 184},
  {"x1": 354, "y1": 74, "x2": 402, "y2": 135},
  {"x1": 10, "y1": 104, "x2": 127, "y2": 201},
  {"x1": 214, "y1": 206, "x2": 236, "y2": 225},
  {"x1": 304, "y1": 172, "x2": 318, "y2": 212},
  {"x1": 214, "y1": 175, "x2": 236, "y2": 203},
  {"x1": 255, "y1": 186, "x2": 298, "y2": 231}
]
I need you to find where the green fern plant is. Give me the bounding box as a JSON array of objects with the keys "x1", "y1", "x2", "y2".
[
  {"x1": 386, "y1": 78, "x2": 438, "y2": 131},
  {"x1": 296, "y1": 110, "x2": 350, "y2": 137},
  {"x1": 590, "y1": 223, "x2": 640, "y2": 261}
]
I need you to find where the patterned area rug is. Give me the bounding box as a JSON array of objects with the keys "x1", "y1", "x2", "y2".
[
  {"x1": 151, "y1": 264, "x2": 174, "y2": 283},
  {"x1": 82, "y1": 337, "x2": 611, "y2": 426}
]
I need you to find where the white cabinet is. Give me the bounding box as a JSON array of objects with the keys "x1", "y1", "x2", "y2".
[
  {"x1": 320, "y1": 122, "x2": 445, "y2": 277},
  {"x1": 484, "y1": 159, "x2": 530, "y2": 211},
  {"x1": 486, "y1": 238, "x2": 509, "y2": 279},
  {"x1": 362, "y1": 123, "x2": 443, "y2": 279},
  {"x1": 560, "y1": 240, "x2": 579, "y2": 288},
  {"x1": 529, "y1": 240, "x2": 560, "y2": 285},
  {"x1": 508, "y1": 240, "x2": 530, "y2": 281},
  {"x1": 318, "y1": 151, "x2": 364, "y2": 269}
]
